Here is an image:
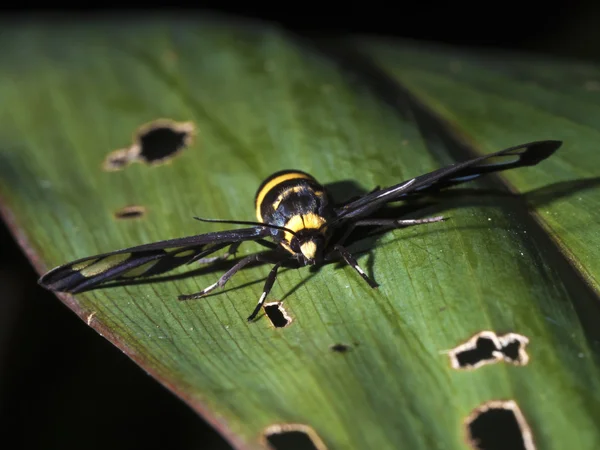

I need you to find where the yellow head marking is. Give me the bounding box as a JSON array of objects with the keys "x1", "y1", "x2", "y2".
[
  {"x1": 283, "y1": 213, "x2": 327, "y2": 243},
  {"x1": 300, "y1": 241, "x2": 317, "y2": 260},
  {"x1": 303, "y1": 213, "x2": 327, "y2": 231},
  {"x1": 255, "y1": 172, "x2": 313, "y2": 221}
]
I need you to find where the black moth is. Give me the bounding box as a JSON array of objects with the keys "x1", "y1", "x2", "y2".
[{"x1": 38, "y1": 140, "x2": 562, "y2": 321}]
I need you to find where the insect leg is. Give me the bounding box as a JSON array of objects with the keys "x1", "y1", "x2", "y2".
[
  {"x1": 192, "y1": 242, "x2": 243, "y2": 264},
  {"x1": 334, "y1": 244, "x2": 379, "y2": 288},
  {"x1": 247, "y1": 261, "x2": 283, "y2": 322},
  {"x1": 194, "y1": 239, "x2": 276, "y2": 265},
  {"x1": 178, "y1": 252, "x2": 274, "y2": 300}
]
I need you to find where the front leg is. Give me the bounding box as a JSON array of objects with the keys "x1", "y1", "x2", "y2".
[
  {"x1": 247, "y1": 261, "x2": 283, "y2": 322},
  {"x1": 178, "y1": 251, "x2": 278, "y2": 300},
  {"x1": 334, "y1": 244, "x2": 378, "y2": 288}
]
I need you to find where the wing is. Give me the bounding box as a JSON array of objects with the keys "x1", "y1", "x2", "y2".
[
  {"x1": 38, "y1": 226, "x2": 270, "y2": 294},
  {"x1": 334, "y1": 140, "x2": 562, "y2": 221}
]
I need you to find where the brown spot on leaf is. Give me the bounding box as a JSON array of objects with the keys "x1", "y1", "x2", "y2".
[
  {"x1": 330, "y1": 343, "x2": 351, "y2": 353},
  {"x1": 114, "y1": 205, "x2": 147, "y2": 220},
  {"x1": 263, "y1": 423, "x2": 327, "y2": 450},
  {"x1": 103, "y1": 119, "x2": 195, "y2": 171},
  {"x1": 446, "y1": 331, "x2": 529, "y2": 370},
  {"x1": 465, "y1": 400, "x2": 535, "y2": 450},
  {"x1": 103, "y1": 147, "x2": 139, "y2": 171}
]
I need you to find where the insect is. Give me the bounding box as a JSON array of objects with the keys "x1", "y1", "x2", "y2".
[{"x1": 38, "y1": 140, "x2": 562, "y2": 321}]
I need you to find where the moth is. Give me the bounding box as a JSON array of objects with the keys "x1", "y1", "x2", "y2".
[{"x1": 38, "y1": 140, "x2": 562, "y2": 321}]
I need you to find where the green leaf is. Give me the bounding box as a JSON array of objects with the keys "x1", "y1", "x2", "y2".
[
  {"x1": 357, "y1": 38, "x2": 600, "y2": 292},
  {"x1": 1, "y1": 19, "x2": 599, "y2": 450}
]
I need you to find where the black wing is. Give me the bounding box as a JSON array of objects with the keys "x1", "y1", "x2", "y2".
[
  {"x1": 334, "y1": 140, "x2": 562, "y2": 221},
  {"x1": 38, "y1": 226, "x2": 270, "y2": 294}
]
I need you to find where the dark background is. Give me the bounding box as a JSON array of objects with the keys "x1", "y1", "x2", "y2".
[{"x1": 1, "y1": 3, "x2": 599, "y2": 450}]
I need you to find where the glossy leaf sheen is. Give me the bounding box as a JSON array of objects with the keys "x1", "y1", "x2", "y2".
[{"x1": 1, "y1": 20, "x2": 599, "y2": 450}]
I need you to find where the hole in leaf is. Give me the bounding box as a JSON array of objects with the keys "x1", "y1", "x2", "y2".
[
  {"x1": 497, "y1": 333, "x2": 529, "y2": 365},
  {"x1": 465, "y1": 400, "x2": 535, "y2": 450},
  {"x1": 114, "y1": 205, "x2": 146, "y2": 220},
  {"x1": 138, "y1": 122, "x2": 192, "y2": 163},
  {"x1": 103, "y1": 119, "x2": 195, "y2": 171},
  {"x1": 499, "y1": 340, "x2": 520, "y2": 361},
  {"x1": 330, "y1": 343, "x2": 351, "y2": 353},
  {"x1": 447, "y1": 331, "x2": 529, "y2": 370},
  {"x1": 263, "y1": 423, "x2": 327, "y2": 450},
  {"x1": 264, "y1": 302, "x2": 292, "y2": 328},
  {"x1": 455, "y1": 336, "x2": 497, "y2": 368}
]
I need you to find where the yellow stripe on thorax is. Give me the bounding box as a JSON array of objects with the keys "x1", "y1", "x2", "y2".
[
  {"x1": 255, "y1": 172, "x2": 313, "y2": 221},
  {"x1": 283, "y1": 213, "x2": 327, "y2": 243}
]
